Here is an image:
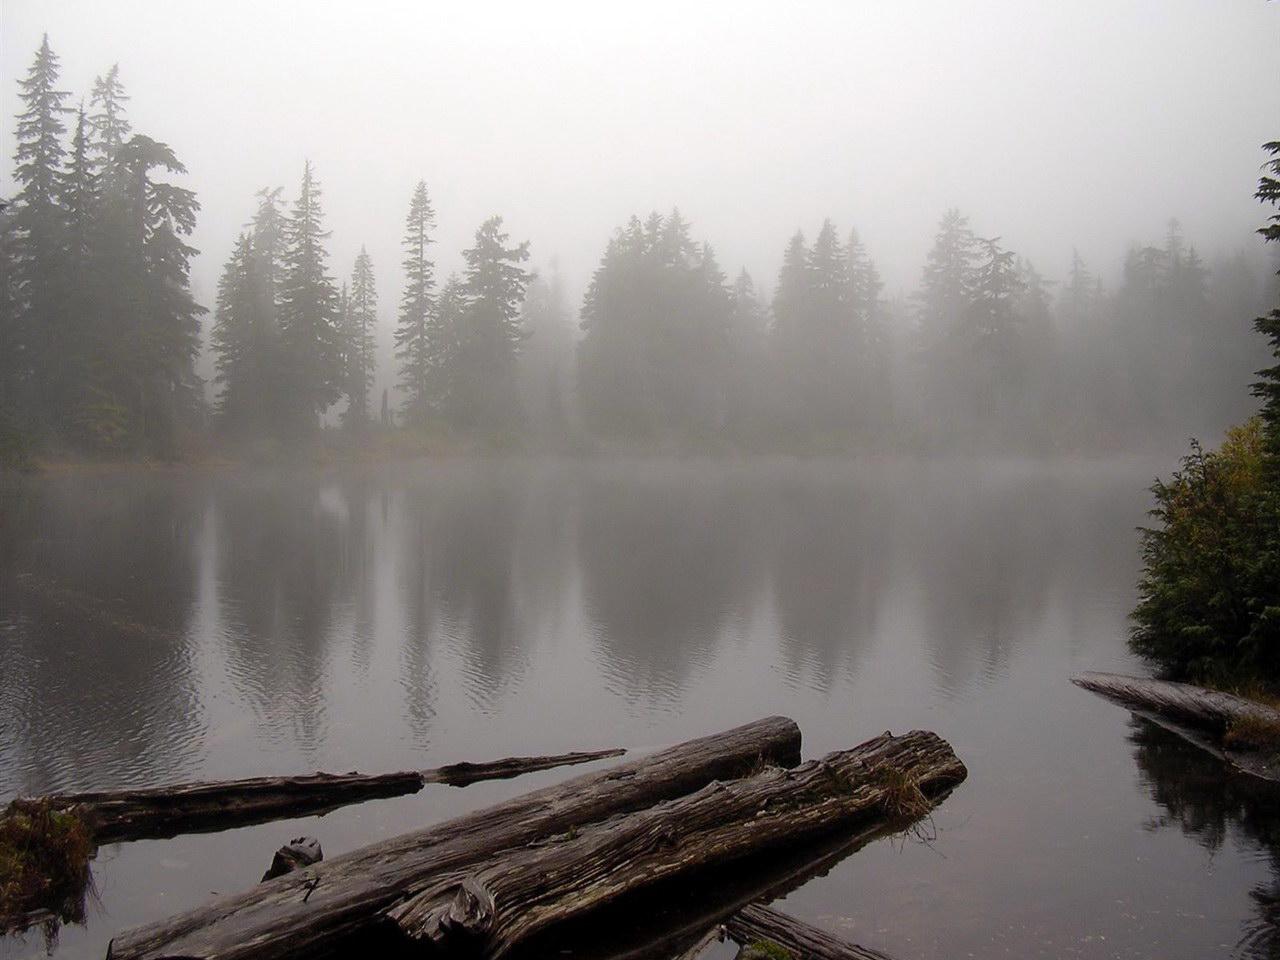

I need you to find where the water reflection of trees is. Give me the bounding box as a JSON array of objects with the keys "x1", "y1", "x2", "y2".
[
  {"x1": 214, "y1": 474, "x2": 353, "y2": 748},
  {"x1": 766, "y1": 468, "x2": 888, "y2": 687},
  {"x1": 1129, "y1": 717, "x2": 1280, "y2": 959},
  {"x1": 577, "y1": 467, "x2": 764, "y2": 699},
  {"x1": 0, "y1": 477, "x2": 202, "y2": 793}
]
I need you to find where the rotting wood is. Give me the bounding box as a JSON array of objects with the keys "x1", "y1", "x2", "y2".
[
  {"x1": 725, "y1": 903, "x2": 896, "y2": 960},
  {"x1": 1072, "y1": 671, "x2": 1280, "y2": 781},
  {"x1": 670, "y1": 923, "x2": 725, "y2": 960},
  {"x1": 5, "y1": 748, "x2": 625, "y2": 845},
  {"x1": 107, "y1": 715, "x2": 802, "y2": 960},
  {"x1": 424, "y1": 749, "x2": 625, "y2": 787},
  {"x1": 389, "y1": 729, "x2": 965, "y2": 959}
]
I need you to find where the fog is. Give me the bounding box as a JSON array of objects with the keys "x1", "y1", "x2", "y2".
[{"x1": 4, "y1": 1, "x2": 1278, "y2": 411}]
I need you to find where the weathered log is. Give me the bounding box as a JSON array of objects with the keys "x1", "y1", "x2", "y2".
[
  {"x1": 107, "y1": 716, "x2": 802, "y2": 960},
  {"x1": 261, "y1": 837, "x2": 323, "y2": 882},
  {"x1": 9, "y1": 748, "x2": 624, "y2": 845},
  {"x1": 423, "y1": 749, "x2": 625, "y2": 787},
  {"x1": 670, "y1": 924, "x2": 724, "y2": 960},
  {"x1": 390, "y1": 729, "x2": 965, "y2": 959},
  {"x1": 725, "y1": 903, "x2": 895, "y2": 960},
  {"x1": 1072, "y1": 671, "x2": 1280, "y2": 781}
]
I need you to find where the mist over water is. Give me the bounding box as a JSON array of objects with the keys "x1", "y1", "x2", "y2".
[
  {"x1": 1, "y1": 459, "x2": 1277, "y2": 959},
  {"x1": 2, "y1": 3, "x2": 1280, "y2": 959}
]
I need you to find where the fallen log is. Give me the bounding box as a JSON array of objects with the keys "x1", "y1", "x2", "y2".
[
  {"x1": 670, "y1": 924, "x2": 724, "y2": 960},
  {"x1": 423, "y1": 749, "x2": 625, "y2": 788},
  {"x1": 7, "y1": 748, "x2": 625, "y2": 845},
  {"x1": 725, "y1": 903, "x2": 895, "y2": 960},
  {"x1": 389, "y1": 729, "x2": 965, "y2": 959},
  {"x1": 107, "y1": 715, "x2": 802, "y2": 960},
  {"x1": 1072, "y1": 671, "x2": 1280, "y2": 781}
]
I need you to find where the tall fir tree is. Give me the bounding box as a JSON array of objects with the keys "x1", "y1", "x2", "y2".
[
  {"x1": 277, "y1": 161, "x2": 342, "y2": 432},
  {"x1": 395, "y1": 180, "x2": 439, "y2": 422},
  {"x1": 88, "y1": 64, "x2": 130, "y2": 190},
  {"x1": 10, "y1": 34, "x2": 70, "y2": 422},
  {"x1": 1255, "y1": 140, "x2": 1280, "y2": 464},
  {"x1": 343, "y1": 246, "x2": 377, "y2": 428},
  {"x1": 210, "y1": 232, "x2": 260, "y2": 426},
  {"x1": 450, "y1": 216, "x2": 530, "y2": 432}
]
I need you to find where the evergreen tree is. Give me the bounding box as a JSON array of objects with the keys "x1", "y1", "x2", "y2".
[
  {"x1": 10, "y1": 34, "x2": 70, "y2": 422},
  {"x1": 918, "y1": 209, "x2": 978, "y2": 343},
  {"x1": 1255, "y1": 141, "x2": 1280, "y2": 463},
  {"x1": 450, "y1": 216, "x2": 530, "y2": 433},
  {"x1": 343, "y1": 246, "x2": 377, "y2": 428},
  {"x1": 111, "y1": 135, "x2": 204, "y2": 453},
  {"x1": 277, "y1": 161, "x2": 341, "y2": 431},
  {"x1": 579, "y1": 211, "x2": 736, "y2": 440},
  {"x1": 518, "y1": 263, "x2": 573, "y2": 436},
  {"x1": 771, "y1": 231, "x2": 809, "y2": 336},
  {"x1": 210, "y1": 232, "x2": 260, "y2": 426},
  {"x1": 88, "y1": 64, "x2": 130, "y2": 189},
  {"x1": 394, "y1": 180, "x2": 438, "y2": 422}
]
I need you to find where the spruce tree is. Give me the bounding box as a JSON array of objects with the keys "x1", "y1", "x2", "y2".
[
  {"x1": 115, "y1": 135, "x2": 204, "y2": 453},
  {"x1": 395, "y1": 181, "x2": 438, "y2": 422},
  {"x1": 343, "y1": 246, "x2": 377, "y2": 428},
  {"x1": 1255, "y1": 141, "x2": 1280, "y2": 462},
  {"x1": 450, "y1": 216, "x2": 530, "y2": 433},
  {"x1": 210, "y1": 232, "x2": 259, "y2": 425},
  {"x1": 277, "y1": 161, "x2": 342, "y2": 432},
  {"x1": 88, "y1": 64, "x2": 130, "y2": 189},
  {"x1": 11, "y1": 34, "x2": 70, "y2": 422}
]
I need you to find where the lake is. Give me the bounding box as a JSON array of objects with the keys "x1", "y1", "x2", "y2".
[{"x1": 2, "y1": 457, "x2": 1277, "y2": 959}]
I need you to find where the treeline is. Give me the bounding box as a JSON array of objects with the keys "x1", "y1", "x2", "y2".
[
  {"x1": 2, "y1": 36, "x2": 1274, "y2": 460},
  {"x1": 1, "y1": 37, "x2": 202, "y2": 457}
]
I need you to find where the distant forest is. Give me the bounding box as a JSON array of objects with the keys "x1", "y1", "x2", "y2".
[{"x1": 2, "y1": 38, "x2": 1276, "y2": 460}]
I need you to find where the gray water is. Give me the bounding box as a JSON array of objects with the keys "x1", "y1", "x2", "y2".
[{"x1": 1, "y1": 458, "x2": 1277, "y2": 959}]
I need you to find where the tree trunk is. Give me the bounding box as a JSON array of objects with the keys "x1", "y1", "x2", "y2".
[
  {"x1": 390, "y1": 729, "x2": 965, "y2": 959},
  {"x1": 9, "y1": 748, "x2": 624, "y2": 845},
  {"x1": 107, "y1": 716, "x2": 802, "y2": 960},
  {"x1": 725, "y1": 903, "x2": 896, "y2": 960},
  {"x1": 1072, "y1": 671, "x2": 1280, "y2": 781},
  {"x1": 1072, "y1": 671, "x2": 1280, "y2": 732}
]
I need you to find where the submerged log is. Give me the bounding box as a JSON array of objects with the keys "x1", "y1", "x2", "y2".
[
  {"x1": 261, "y1": 837, "x2": 323, "y2": 882},
  {"x1": 390, "y1": 729, "x2": 965, "y2": 959},
  {"x1": 9, "y1": 748, "x2": 624, "y2": 845},
  {"x1": 1072, "y1": 671, "x2": 1280, "y2": 781},
  {"x1": 107, "y1": 715, "x2": 802, "y2": 960},
  {"x1": 423, "y1": 749, "x2": 625, "y2": 788},
  {"x1": 725, "y1": 904, "x2": 895, "y2": 960}
]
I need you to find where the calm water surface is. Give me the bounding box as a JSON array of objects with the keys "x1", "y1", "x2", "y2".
[{"x1": 1, "y1": 458, "x2": 1277, "y2": 959}]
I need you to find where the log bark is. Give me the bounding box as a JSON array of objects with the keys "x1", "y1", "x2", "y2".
[
  {"x1": 1072, "y1": 671, "x2": 1280, "y2": 781},
  {"x1": 1072, "y1": 671, "x2": 1280, "y2": 732},
  {"x1": 725, "y1": 904, "x2": 895, "y2": 960},
  {"x1": 423, "y1": 749, "x2": 625, "y2": 787},
  {"x1": 9, "y1": 748, "x2": 625, "y2": 845},
  {"x1": 390, "y1": 729, "x2": 965, "y2": 959},
  {"x1": 669, "y1": 924, "x2": 724, "y2": 960},
  {"x1": 107, "y1": 716, "x2": 802, "y2": 960}
]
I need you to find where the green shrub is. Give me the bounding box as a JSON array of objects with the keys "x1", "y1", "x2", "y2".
[{"x1": 1130, "y1": 419, "x2": 1280, "y2": 686}]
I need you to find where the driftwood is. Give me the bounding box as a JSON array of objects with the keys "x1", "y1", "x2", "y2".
[
  {"x1": 423, "y1": 749, "x2": 625, "y2": 787},
  {"x1": 1072, "y1": 671, "x2": 1280, "y2": 781},
  {"x1": 261, "y1": 837, "x2": 323, "y2": 882},
  {"x1": 8, "y1": 748, "x2": 624, "y2": 845},
  {"x1": 670, "y1": 924, "x2": 725, "y2": 960},
  {"x1": 107, "y1": 716, "x2": 802, "y2": 960},
  {"x1": 389, "y1": 729, "x2": 965, "y2": 959},
  {"x1": 726, "y1": 903, "x2": 895, "y2": 960}
]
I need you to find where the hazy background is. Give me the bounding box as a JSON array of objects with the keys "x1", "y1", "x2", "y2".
[{"x1": 4, "y1": 0, "x2": 1279, "y2": 380}]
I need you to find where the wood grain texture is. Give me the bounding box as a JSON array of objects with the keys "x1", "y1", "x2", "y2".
[
  {"x1": 107, "y1": 716, "x2": 802, "y2": 960},
  {"x1": 726, "y1": 903, "x2": 896, "y2": 960},
  {"x1": 391, "y1": 729, "x2": 965, "y2": 959}
]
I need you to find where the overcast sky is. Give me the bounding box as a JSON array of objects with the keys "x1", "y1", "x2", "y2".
[{"x1": 4, "y1": 0, "x2": 1279, "y2": 348}]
